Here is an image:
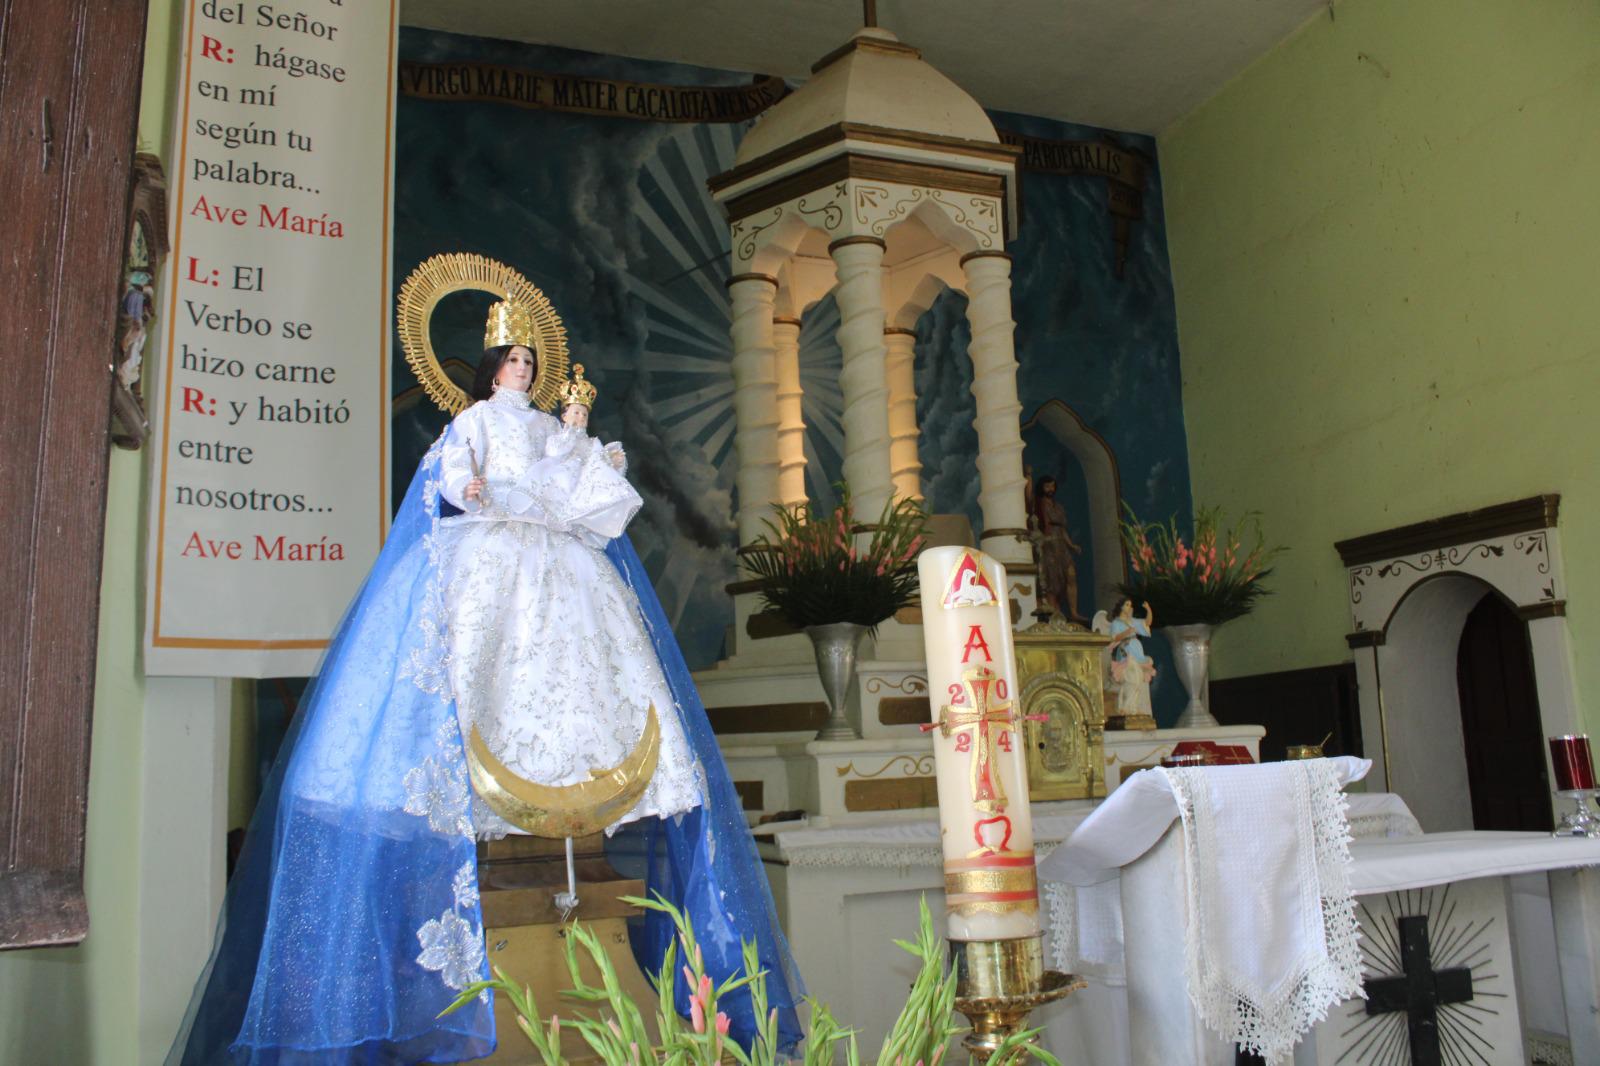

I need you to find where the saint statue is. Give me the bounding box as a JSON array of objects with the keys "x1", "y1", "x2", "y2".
[
  {"x1": 1033, "y1": 474, "x2": 1086, "y2": 622},
  {"x1": 168, "y1": 274, "x2": 802, "y2": 1064},
  {"x1": 117, "y1": 270, "x2": 155, "y2": 391},
  {"x1": 1094, "y1": 598, "x2": 1157, "y2": 725}
]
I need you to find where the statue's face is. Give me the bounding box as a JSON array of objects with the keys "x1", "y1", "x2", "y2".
[
  {"x1": 495, "y1": 345, "x2": 535, "y2": 392},
  {"x1": 561, "y1": 403, "x2": 589, "y2": 429},
  {"x1": 1042, "y1": 479, "x2": 1057, "y2": 498},
  {"x1": 1120, "y1": 600, "x2": 1134, "y2": 620}
]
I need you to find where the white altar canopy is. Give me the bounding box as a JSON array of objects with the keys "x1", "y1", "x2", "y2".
[{"x1": 1039, "y1": 763, "x2": 1600, "y2": 1066}]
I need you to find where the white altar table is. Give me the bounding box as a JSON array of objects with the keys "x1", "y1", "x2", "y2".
[
  {"x1": 756, "y1": 788, "x2": 1416, "y2": 1062},
  {"x1": 1038, "y1": 767, "x2": 1600, "y2": 1066}
]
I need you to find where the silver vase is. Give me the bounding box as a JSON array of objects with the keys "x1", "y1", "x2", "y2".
[
  {"x1": 1164, "y1": 623, "x2": 1219, "y2": 729},
  {"x1": 806, "y1": 622, "x2": 868, "y2": 742}
]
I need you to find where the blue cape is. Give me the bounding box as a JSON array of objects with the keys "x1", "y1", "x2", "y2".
[{"x1": 167, "y1": 436, "x2": 802, "y2": 1064}]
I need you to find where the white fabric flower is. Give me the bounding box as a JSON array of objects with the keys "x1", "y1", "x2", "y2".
[
  {"x1": 402, "y1": 756, "x2": 472, "y2": 838},
  {"x1": 451, "y1": 860, "x2": 479, "y2": 910},
  {"x1": 416, "y1": 910, "x2": 484, "y2": 991}
]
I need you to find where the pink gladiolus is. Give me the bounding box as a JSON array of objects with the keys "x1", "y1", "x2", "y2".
[{"x1": 691, "y1": 996, "x2": 706, "y2": 1034}]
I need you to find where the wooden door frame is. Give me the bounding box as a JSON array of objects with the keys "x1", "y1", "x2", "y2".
[{"x1": 0, "y1": 0, "x2": 152, "y2": 949}]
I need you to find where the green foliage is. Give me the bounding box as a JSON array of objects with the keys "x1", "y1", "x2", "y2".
[
  {"x1": 442, "y1": 895, "x2": 1059, "y2": 1066},
  {"x1": 1117, "y1": 504, "x2": 1286, "y2": 627},
  {"x1": 740, "y1": 487, "x2": 927, "y2": 633}
]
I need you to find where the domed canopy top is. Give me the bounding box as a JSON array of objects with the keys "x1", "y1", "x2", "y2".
[{"x1": 734, "y1": 28, "x2": 1000, "y2": 168}]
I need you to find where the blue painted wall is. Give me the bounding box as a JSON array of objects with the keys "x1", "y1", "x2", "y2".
[{"x1": 392, "y1": 29, "x2": 1195, "y2": 720}]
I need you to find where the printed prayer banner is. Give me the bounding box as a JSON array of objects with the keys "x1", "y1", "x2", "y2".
[{"x1": 145, "y1": 0, "x2": 398, "y2": 677}]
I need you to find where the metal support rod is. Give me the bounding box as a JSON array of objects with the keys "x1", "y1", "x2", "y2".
[{"x1": 554, "y1": 836, "x2": 580, "y2": 920}]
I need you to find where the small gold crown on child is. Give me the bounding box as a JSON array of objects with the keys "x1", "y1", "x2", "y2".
[{"x1": 560, "y1": 363, "x2": 597, "y2": 410}]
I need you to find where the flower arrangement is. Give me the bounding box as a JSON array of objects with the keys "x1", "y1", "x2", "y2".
[
  {"x1": 444, "y1": 895, "x2": 1057, "y2": 1066},
  {"x1": 1118, "y1": 504, "x2": 1285, "y2": 627},
  {"x1": 740, "y1": 487, "x2": 928, "y2": 633}
]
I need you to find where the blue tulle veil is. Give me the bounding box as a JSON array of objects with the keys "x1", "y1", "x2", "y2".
[{"x1": 166, "y1": 434, "x2": 802, "y2": 1064}]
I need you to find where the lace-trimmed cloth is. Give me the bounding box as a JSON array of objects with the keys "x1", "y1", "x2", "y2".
[{"x1": 1159, "y1": 760, "x2": 1363, "y2": 1061}]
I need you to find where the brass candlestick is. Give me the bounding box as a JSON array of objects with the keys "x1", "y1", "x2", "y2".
[{"x1": 950, "y1": 936, "x2": 1083, "y2": 1062}]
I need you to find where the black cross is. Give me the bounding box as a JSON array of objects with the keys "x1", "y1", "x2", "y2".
[{"x1": 1364, "y1": 914, "x2": 1473, "y2": 1066}]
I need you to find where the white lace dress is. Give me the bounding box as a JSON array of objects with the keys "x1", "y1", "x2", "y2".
[{"x1": 436, "y1": 386, "x2": 702, "y2": 837}]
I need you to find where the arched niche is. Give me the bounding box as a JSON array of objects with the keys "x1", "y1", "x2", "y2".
[
  {"x1": 1376, "y1": 573, "x2": 1508, "y2": 831},
  {"x1": 1020, "y1": 400, "x2": 1125, "y2": 613},
  {"x1": 1339, "y1": 496, "x2": 1577, "y2": 831}
]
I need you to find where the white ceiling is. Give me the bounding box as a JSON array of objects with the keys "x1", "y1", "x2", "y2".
[{"x1": 399, "y1": 0, "x2": 1328, "y2": 135}]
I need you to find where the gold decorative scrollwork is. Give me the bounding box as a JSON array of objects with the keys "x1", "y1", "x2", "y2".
[
  {"x1": 734, "y1": 205, "x2": 786, "y2": 263},
  {"x1": 797, "y1": 191, "x2": 845, "y2": 231},
  {"x1": 853, "y1": 183, "x2": 889, "y2": 225},
  {"x1": 865, "y1": 674, "x2": 927, "y2": 695},
  {"x1": 835, "y1": 754, "x2": 936, "y2": 779}
]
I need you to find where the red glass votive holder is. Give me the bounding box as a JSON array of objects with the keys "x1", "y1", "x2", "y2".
[{"x1": 1550, "y1": 735, "x2": 1597, "y2": 793}]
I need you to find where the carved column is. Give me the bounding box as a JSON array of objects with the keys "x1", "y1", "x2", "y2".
[
  {"x1": 727, "y1": 273, "x2": 782, "y2": 544},
  {"x1": 960, "y1": 252, "x2": 1029, "y2": 565},
  {"x1": 772, "y1": 316, "x2": 808, "y2": 506},
  {"x1": 829, "y1": 237, "x2": 894, "y2": 523},
  {"x1": 883, "y1": 327, "x2": 922, "y2": 502}
]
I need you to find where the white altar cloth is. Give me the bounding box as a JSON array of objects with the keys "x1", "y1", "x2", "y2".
[
  {"x1": 1038, "y1": 757, "x2": 1372, "y2": 887},
  {"x1": 757, "y1": 783, "x2": 1417, "y2": 1066},
  {"x1": 1033, "y1": 771, "x2": 1600, "y2": 1065},
  {"x1": 1350, "y1": 830, "x2": 1600, "y2": 894}
]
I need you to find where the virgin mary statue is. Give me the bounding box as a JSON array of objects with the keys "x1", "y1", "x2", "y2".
[{"x1": 167, "y1": 260, "x2": 802, "y2": 1064}]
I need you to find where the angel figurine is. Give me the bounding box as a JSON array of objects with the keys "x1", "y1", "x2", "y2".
[
  {"x1": 1093, "y1": 597, "x2": 1157, "y2": 728},
  {"x1": 169, "y1": 274, "x2": 802, "y2": 1064}
]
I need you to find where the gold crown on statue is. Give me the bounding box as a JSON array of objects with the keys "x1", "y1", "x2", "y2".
[
  {"x1": 483, "y1": 295, "x2": 536, "y2": 350},
  {"x1": 560, "y1": 363, "x2": 598, "y2": 409}
]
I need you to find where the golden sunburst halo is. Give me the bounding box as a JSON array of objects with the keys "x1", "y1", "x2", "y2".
[{"x1": 396, "y1": 252, "x2": 569, "y2": 414}]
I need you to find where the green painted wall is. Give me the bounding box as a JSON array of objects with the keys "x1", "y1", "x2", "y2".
[
  {"x1": 1160, "y1": 0, "x2": 1600, "y2": 727},
  {"x1": 0, "y1": 2, "x2": 183, "y2": 1061}
]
